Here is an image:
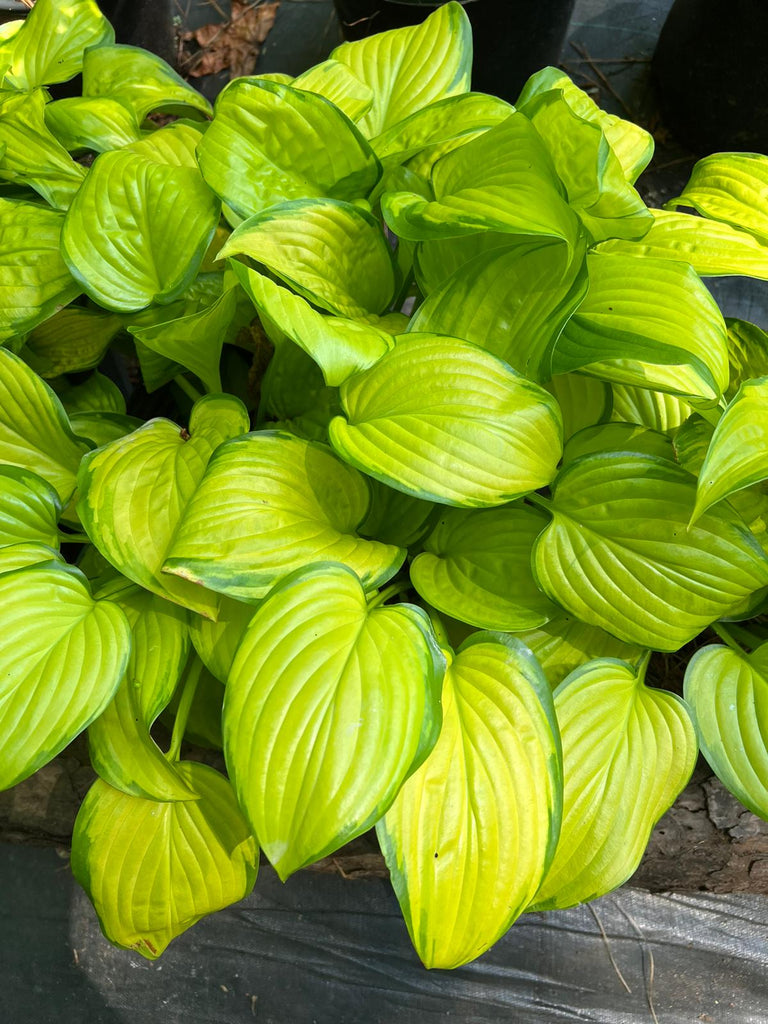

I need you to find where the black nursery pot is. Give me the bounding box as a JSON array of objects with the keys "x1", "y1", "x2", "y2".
[
  {"x1": 97, "y1": 0, "x2": 176, "y2": 66},
  {"x1": 333, "y1": 0, "x2": 576, "y2": 102},
  {"x1": 652, "y1": 0, "x2": 768, "y2": 154}
]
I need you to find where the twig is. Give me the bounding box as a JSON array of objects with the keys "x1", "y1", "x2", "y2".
[
  {"x1": 178, "y1": 0, "x2": 268, "y2": 72},
  {"x1": 569, "y1": 41, "x2": 636, "y2": 119},
  {"x1": 614, "y1": 900, "x2": 660, "y2": 1024},
  {"x1": 587, "y1": 903, "x2": 633, "y2": 994}
]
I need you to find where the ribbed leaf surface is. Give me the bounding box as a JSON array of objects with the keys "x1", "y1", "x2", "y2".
[
  {"x1": 44, "y1": 96, "x2": 142, "y2": 153},
  {"x1": 0, "y1": 465, "x2": 60, "y2": 551},
  {"x1": 511, "y1": 615, "x2": 642, "y2": 688},
  {"x1": 667, "y1": 153, "x2": 768, "y2": 243}
]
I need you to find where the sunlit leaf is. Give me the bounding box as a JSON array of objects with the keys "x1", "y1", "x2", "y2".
[
  {"x1": 667, "y1": 153, "x2": 768, "y2": 243},
  {"x1": 44, "y1": 96, "x2": 142, "y2": 153},
  {"x1": 546, "y1": 372, "x2": 612, "y2": 441},
  {"x1": 291, "y1": 59, "x2": 373, "y2": 122},
  {"x1": 610, "y1": 382, "x2": 691, "y2": 432},
  {"x1": 0, "y1": 465, "x2": 61, "y2": 551}
]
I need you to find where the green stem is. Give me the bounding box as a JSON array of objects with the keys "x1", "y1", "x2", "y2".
[
  {"x1": 525, "y1": 492, "x2": 553, "y2": 514},
  {"x1": 693, "y1": 404, "x2": 724, "y2": 428},
  {"x1": 58, "y1": 531, "x2": 89, "y2": 544},
  {"x1": 167, "y1": 657, "x2": 204, "y2": 763},
  {"x1": 367, "y1": 580, "x2": 412, "y2": 610},
  {"x1": 174, "y1": 374, "x2": 204, "y2": 404},
  {"x1": 422, "y1": 603, "x2": 450, "y2": 649},
  {"x1": 712, "y1": 622, "x2": 745, "y2": 654}
]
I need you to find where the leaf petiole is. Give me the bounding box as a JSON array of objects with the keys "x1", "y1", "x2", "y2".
[{"x1": 167, "y1": 656, "x2": 204, "y2": 763}]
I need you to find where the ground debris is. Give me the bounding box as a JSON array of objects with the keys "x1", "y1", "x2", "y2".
[{"x1": 180, "y1": 0, "x2": 280, "y2": 79}]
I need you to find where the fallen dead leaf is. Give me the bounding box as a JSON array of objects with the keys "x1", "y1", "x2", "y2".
[{"x1": 181, "y1": 0, "x2": 280, "y2": 80}]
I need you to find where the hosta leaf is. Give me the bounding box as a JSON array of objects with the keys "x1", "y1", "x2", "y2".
[
  {"x1": 258, "y1": 337, "x2": 342, "y2": 440},
  {"x1": 23, "y1": 307, "x2": 123, "y2": 377},
  {"x1": 71, "y1": 762, "x2": 258, "y2": 959},
  {"x1": 667, "y1": 153, "x2": 768, "y2": 243},
  {"x1": 88, "y1": 578, "x2": 194, "y2": 801},
  {"x1": 0, "y1": 465, "x2": 60, "y2": 550},
  {"x1": 726, "y1": 319, "x2": 768, "y2": 397},
  {"x1": 77, "y1": 394, "x2": 250, "y2": 617},
  {"x1": 562, "y1": 422, "x2": 675, "y2": 467},
  {"x1": 692, "y1": 378, "x2": 768, "y2": 522},
  {"x1": 672, "y1": 413, "x2": 713, "y2": 476},
  {"x1": 684, "y1": 641, "x2": 768, "y2": 819},
  {"x1": 382, "y1": 113, "x2": 579, "y2": 247},
  {"x1": 371, "y1": 92, "x2": 512, "y2": 168},
  {"x1": 0, "y1": 541, "x2": 62, "y2": 575},
  {"x1": 44, "y1": 96, "x2": 142, "y2": 153},
  {"x1": 0, "y1": 346, "x2": 91, "y2": 502},
  {"x1": 0, "y1": 0, "x2": 114, "y2": 89},
  {"x1": 224, "y1": 563, "x2": 444, "y2": 879},
  {"x1": 414, "y1": 230, "x2": 526, "y2": 294},
  {"x1": 55, "y1": 371, "x2": 125, "y2": 415},
  {"x1": 378, "y1": 633, "x2": 561, "y2": 969},
  {"x1": 70, "y1": 412, "x2": 142, "y2": 449},
  {"x1": 597, "y1": 208, "x2": 768, "y2": 279},
  {"x1": 0, "y1": 199, "x2": 80, "y2": 343},
  {"x1": 331, "y1": 1, "x2": 472, "y2": 138},
  {"x1": 198, "y1": 78, "x2": 380, "y2": 220},
  {"x1": 165, "y1": 664, "x2": 224, "y2": 750},
  {"x1": 359, "y1": 479, "x2": 436, "y2": 550},
  {"x1": 532, "y1": 453, "x2": 768, "y2": 650},
  {"x1": 409, "y1": 238, "x2": 587, "y2": 380},
  {"x1": 611, "y1": 382, "x2": 691, "y2": 432},
  {"x1": 0, "y1": 89, "x2": 86, "y2": 209},
  {"x1": 516, "y1": 67, "x2": 653, "y2": 184},
  {"x1": 164, "y1": 431, "x2": 405, "y2": 602},
  {"x1": 82, "y1": 44, "x2": 212, "y2": 121},
  {"x1": 189, "y1": 595, "x2": 255, "y2": 684},
  {"x1": 511, "y1": 615, "x2": 642, "y2": 689},
  {"x1": 0, "y1": 562, "x2": 131, "y2": 790},
  {"x1": 521, "y1": 89, "x2": 652, "y2": 243},
  {"x1": 291, "y1": 59, "x2": 373, "y2": 122},
  {"x1": 329, "y1": 334, "x2": 563, "y2": 507},
  {"x1": 128, "y1": 285, "x2": 252, "y2": 394},
  {"x1": 61, "y1": 149, "x2": 220, "y2": 312},
  {"x1": 530, "y1": 657, "x2": 696, "y2": 910},
  {"x1": 124, "y1": 122, "x2": 203, "y2": 168},
  {"x1": 546, "y1": 373, "x2": 612, "y2": 441},
  {"x1": 220, "y1": 198, "x2": 396, "y2": 318},
  {"x1": 230, "y1": 263, "x2": 391, "y2": 386},
  {"x1": 411, "y1": 505, "x2": 556, "y2": 630},
  {"x1": 552, "y1": 251, "x2": 729, "y2": 403}
]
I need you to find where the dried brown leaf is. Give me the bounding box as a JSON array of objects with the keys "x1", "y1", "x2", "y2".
[{"x1": 183, "y1": 0, "x2": 280, "y2": 79}]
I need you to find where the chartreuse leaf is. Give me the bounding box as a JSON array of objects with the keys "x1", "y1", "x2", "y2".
[
  {"x1": 546, "y1": 373, "x2": 612, "y2": 441},
  {"x1": 164, "y1": 431, "x2": 404, "y2": 602},
  {"x1": 229, "y1": 263, "x2": 391, "y2": 386},
  {"x1": 726, "y1": 319, "x2": 768, "y2": 397},
  {"x1": 198, "y1": 79, "x2": 380, "y2": 220},
  {"x1": 532, "y1": 453, "x2": 768, "y2": 650},
  {"x1": 77, "y1": 394, "x2": 250, "y2": 617},
  {"x1": 521, "y1": 89, "x2": 651, "y2": 243},
  {"x1": 45, "y1": 96, "x2": 142, "y2": 153},
  {"x1": 378, "y1": 633, "x2": 561, "y2": 969},
  {"x1": 258, "y1": 337, "x2": 341, "y2": 440},
  {"x1": 692, "y1": 378, "x2": 768, "y2": 523},
  {"x1": 0, "y1": 0, "x2": 114, "y2": 89},
  {"x1": 71, "y1": 762, "x2": 258, "y2": 960},
  {"x1": 359, "y1": 479, "x2": 436, "y2": 550},
  {"x1": 411, "y1": 505, "x2": 557, "y2": 630},
  {"x1": 55, "y1": 371, "x2": 126, "y2": 415},
  {"x1": 0, "y1": 562, "x2": 131, "y2": 790},
  {"x1": 0, "y1": 90, "x2": 87, "y2": 209},
  {"x1": 128, "y1": 285, "x2": 252, "y2": 394},
  {"x1": 597, "y1": 208, "x2": 768, "y2": 279},
  {"x1": 409, "y1": 238, "x2": 587, "y2": 380},
  {"x1": 0, "y1": 199, "x2": 80, "y2": 343},
  {"x1": 382, "y1": 113, "x2": 580, "y2": 247},
  {"x1": 0, "y1": 347, "x2": 91, "y2": 502},
  {"x1": 224, "y1": 563, "x2": 444, "y2": 879},
  {"x1": 516, "y1": 67, "x2": 653, "y2": 184},
  {"x1": 552, "y1": 251, "x2": 729, "y2": 403},
  {"x1": 331, "y1": 1, "x2": 472, "y2": 138},
  {"x1": 88, "y1": 578, "x2": 194, "y2": 801},
  {"x1": 610, "y1": 382, "x2": 691, "y2": 432},
  {"x1": 0, "y1": 466, "x2": 60, "y2": 551},
  {"x1": 61, "y1": 149, "x2": 220, "y2": 312},
  {"x1": 530, "y1": 656, "x2": 696, "y2": 911},
  {"x1": 414, "y1": 231, "x2": 526, "y2": 294},
  {"x1": 190, "y1": 596, "x2": 255, "y2": 684},
  {"x1": 0, "y1": 541, "x2": 62, "y2": 575},
  {"x1": 291, "y1": 60, "x2": 373, "y2": 122},
  {"x1": 562, "y1": 422, "x2": 675, "y2": 467},
  {"x1": 684, "y1": 640, "x2": 768, "y2": 819},
  {"x1": 329, "y1": 334, "x2": 563, "y2": 507},
  {"x1": 511, "y1": 615, "x2": 642, "y2": 689},
  {"x1": 70, "y1": 413, "x2": 142, "y2": 449},
  {"x1": 82, "y1": 44, "x2": 212, "y2": 121},
  {"x1": 667, "y1": 153, "x2": 768, "y2": 243},
  {"x1": 370, "y1": 92, "x2": 512, "y2": 168},
  {"x1": 220, "y1": 198, "x2": 396, "y2": 318},
  {"x1": 23, "y1": 307, "x2": 123, "y2": 378},
  {"x1": 124, "y1": 121, "x2": 203, "y2": 168}
]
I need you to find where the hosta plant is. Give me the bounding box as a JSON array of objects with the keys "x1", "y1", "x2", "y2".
[{"x1": 3, "y1": 0, "x2": 768, "y2": 969}]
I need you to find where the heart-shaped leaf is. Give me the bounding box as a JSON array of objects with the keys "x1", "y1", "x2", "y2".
[
  {"x1": 88, "y1": 579, "x2": 194, "y2": 801},
  {"x1": 189, "y1": 595, "x2": 255, "y2": 684},
  {"x1": 0, "y1": 346, "x2": 91, "y2": 502},
  {"x1": 329, "y1": 334, "x2": 563, "y2": 507},
  {"x1": 378, "y1": 633, "x2": 561, "y2": 969},
  {"x1": 552, "y1": 251, "x2": 729, "y2": 402},
  {"x1": 62, "y1": 149, "x2": 220, "y2": 312},
  {"x1": 410, "y1": 505, "x2": 556, "y2": 630},
  {"x1": 290, "y1": 59, "x2": 373, "y2": 122},
  {"x1": 331, "y1": 1, "x2": 472, "y2": 138},
  {"x1": 0, "y1": 465, "x2": 61, "y2": 550},
  {"x1": 0, "y1": 541, "x2": 62, "y2": 576},
  {"x1": 532, "y1": 453, "x2": 768, "y2": 650},
  {"x1": 44, "y1": 96, "x2": 142, "y2": 153},
  {"x1": 71, "y1": 762, "x2": 258, "y2": 959},
  {"x1": 23, "y1": 306, "x2": 123, "y2": 378},
  {"x1": 530, "y1": 656, "x2": 696, "y2": 910},
  {"x1": 220, "y1": 198, "x2": 396, "y2": 318},
  {"x1": 198, "y1": 78, "x2": 380, "y2": 219},
  {"x1": 684, "y1": 640, "x2": 768, "y2": 819},
  {"x1": 0, "y1": 562, "x2": 131, "y2": 790},
  {"x1": 511, "y1": 615, "x2": 643, "y2": 688},
  {"x1": 667, "y1": 153, "x2": 768, "y2": 243},
  {"x1": 78, "y1": 394, "x2": 250, "y2": 617},
  {"x1": 164, "y1": 430, "x2": 405, "y2": 602},
  {"x1": 224, "y1": 562, "x2": 444, "y2": 879}
]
